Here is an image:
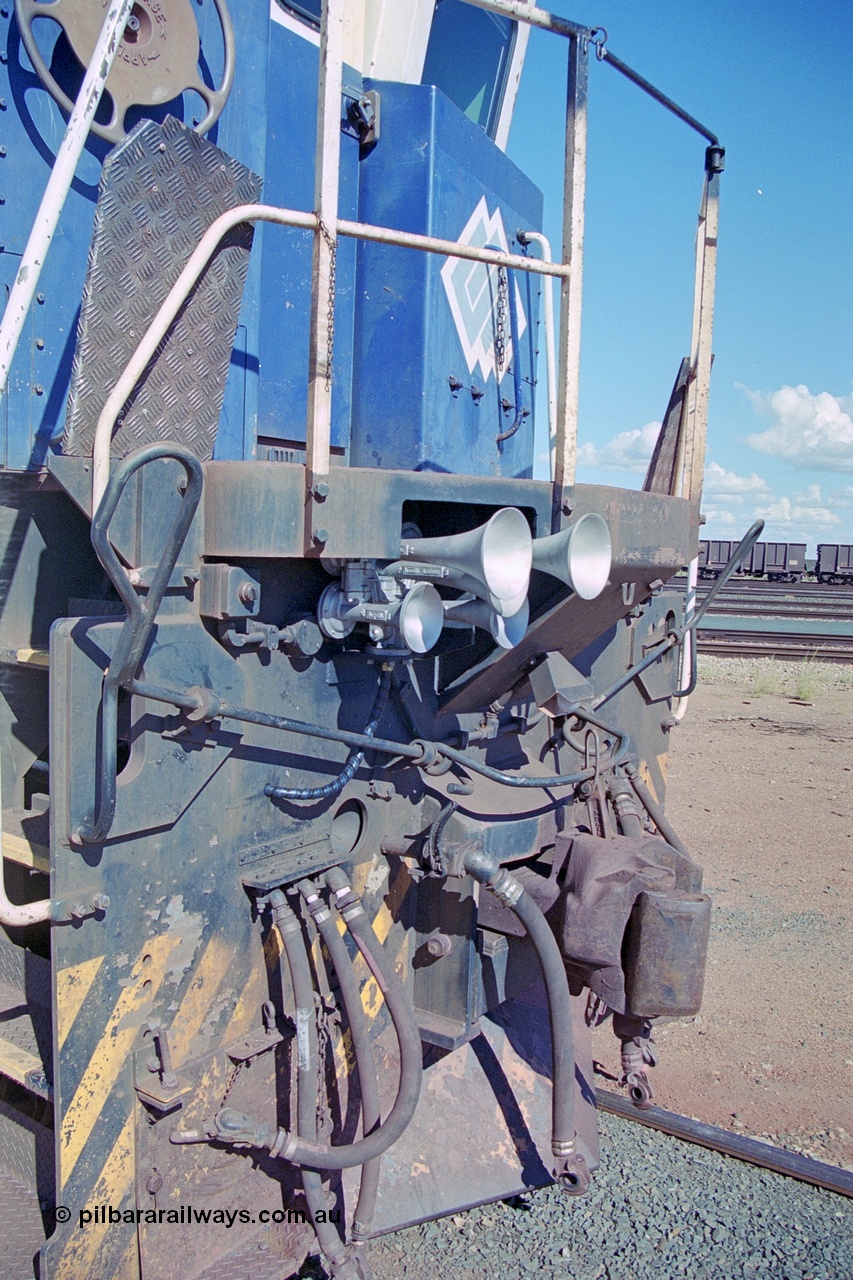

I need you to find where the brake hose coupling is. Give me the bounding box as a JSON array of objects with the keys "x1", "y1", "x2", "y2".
[
  {"x1": 554, "y1": 1148, "x2": 591, "y2": 1197},
  {"x1": 320, "y1": 868, "x2": 366, "y2": 922},
  {"x1": 298, "y1": 881, "x2": 331, "y2": 925}
]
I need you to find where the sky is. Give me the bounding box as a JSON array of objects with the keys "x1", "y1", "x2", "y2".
[{"x1": 506, "y1": 0, "x2": 853, "y2": 549}]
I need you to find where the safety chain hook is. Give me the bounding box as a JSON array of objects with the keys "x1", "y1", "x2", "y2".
[{"x1": 589, "y1": 27, "x2": 608, "y2": 59}]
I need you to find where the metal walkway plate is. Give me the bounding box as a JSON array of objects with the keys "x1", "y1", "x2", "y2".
[{"x1": 63, "y1": 116, "x2": 261, "y2": 461}]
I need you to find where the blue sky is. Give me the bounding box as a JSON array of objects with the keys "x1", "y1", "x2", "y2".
[{"x1": 507, "y1": 1, "x2": 853, "y2": 548}]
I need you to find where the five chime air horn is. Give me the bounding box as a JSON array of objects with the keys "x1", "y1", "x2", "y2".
[{"x1": 318, "y1": 508, "x2": 613, "y2": 652}]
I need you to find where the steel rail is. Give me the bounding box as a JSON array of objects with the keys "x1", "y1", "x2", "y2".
[{"x1": 596, "y1": 1089, "x2": 853, "y2": 1200}]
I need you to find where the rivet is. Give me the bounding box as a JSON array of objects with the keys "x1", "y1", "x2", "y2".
[
  {"x1": 0, "y1": 145, "x2": 7, "y2": 157},
  {"x1": 35, "y1": 338, "x2": 44, "y2": 350},
  {"x1": 36, "y1": 293, "x2": 45, "y2": 304},
  {"x1": 33, "y1": 384, "x2": 44, "y2": 396}
]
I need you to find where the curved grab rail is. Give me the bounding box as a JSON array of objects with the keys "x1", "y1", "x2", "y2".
[{"x1": 75, "y1": 444, "x2": 203, "y2": 845}]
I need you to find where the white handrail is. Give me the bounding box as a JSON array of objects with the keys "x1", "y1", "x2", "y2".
[
  {"x1": 91, "y1": 205, "x2": 570, "y2": 513},
  {"x1": 0, "y1": 0, "x2": 135, "y2": 398},
  {"x1": 519, "y1": 231, "x2": 557, "y2": 479}
]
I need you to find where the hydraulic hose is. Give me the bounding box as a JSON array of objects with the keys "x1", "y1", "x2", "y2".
[
  {"x1": 265, "y1": 669, "x2": 391, "y2": 803},
  {"x1": 624, "y1": 764, "x2": 690, "y2": 858},
  {"x1": 462, "y1": 845, "x2": 590, "y2": 1195},
  {"x1": 216, "y1": 875, "x2": 422, "y2": 1170},
  {"x1": 299, "y1": 881, "x2": 382, "y2": 1243},
  {"x1": 268, "y1": 891, "x2": 349, "y2": 1271}
]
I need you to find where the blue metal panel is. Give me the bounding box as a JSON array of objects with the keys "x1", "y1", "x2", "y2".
[
  {"x1": 0, "y1": 1, "x2": 274, "y2": 469},
  {"x1": 200, "y1": 0, "x2": 271, "y2": 464},
  {"x1": 350, "y1": 82, "x2": 542, "y2": 479},
  {"x1": 0, "y1": 11, "x2": 111, "y2": 469},
  {"x1": 253, "y1": 22, "x2": 359, "y2": 454}
]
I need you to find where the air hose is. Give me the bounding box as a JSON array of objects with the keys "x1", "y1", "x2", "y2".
[
  {"x1": 298, "y1": 880, "x2": 382, "y2": 1244},
  {"x1": 215, "y1": 872, "x2": 422, "y2": 1171},
  {"x1": 265, "y1": 669, "x2": 391, "y2": 802},
  {"x1": 267, "y1": 891, "x2": 350, "y2": 1273},
  {"x1": 462, "y1": 845, "x2": 590, "y2": 1195}
]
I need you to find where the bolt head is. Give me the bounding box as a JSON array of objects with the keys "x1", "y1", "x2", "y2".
[{"x1": 313, "y1": 527, "x2": 329, "y2": 545}]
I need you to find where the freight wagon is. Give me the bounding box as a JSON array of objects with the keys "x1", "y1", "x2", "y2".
[
  {"x1": 816, "y1": 544, "x2": 853, "y2": 584},
  {"x1": 699, "y1": 539, "x2": 806, "y2": 583}
]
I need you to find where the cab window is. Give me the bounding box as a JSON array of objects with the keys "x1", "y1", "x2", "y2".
[
  {"x1": 275, "y1": 0, "x2": 322, "y2": 29},
  {"x1": 421, "y1": 0, "x2": 516, "y2": 138}
]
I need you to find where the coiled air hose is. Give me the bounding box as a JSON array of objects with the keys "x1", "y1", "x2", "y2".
[
  {"x1": 215, "y1": 872, "x2": 422, "y2": 1171},
  {"x1": 298, "y1": 880, "x2": 382, "y2": 1243},
  {"x1": 264, "y1": 669, "x2": 391, "y2": 802}
]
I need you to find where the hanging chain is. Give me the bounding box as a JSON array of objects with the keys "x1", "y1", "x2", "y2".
[
  {"x1": 317, "y1": 218, "x2": 337, "y2": 392},
  {"x1": 219, "y1": 1058, "x2": 245, "y2": 1111},
  {"x1": 494, "y1": 265, "x2": 508, "y2": 378},
  {"x1": 314, "y1": 992, "x2": 338, "y2": 1140}
]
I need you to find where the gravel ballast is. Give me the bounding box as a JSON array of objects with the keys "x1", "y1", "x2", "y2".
[{"x1": 356, "y1": 1111, "x2": 853, "y2": 1279}]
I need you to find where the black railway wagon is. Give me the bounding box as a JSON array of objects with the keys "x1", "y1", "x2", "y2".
[
  {"x1": 762, "y1": 542, "x2": 807, "y2": 583},
  {"x1": 698, "y1": 539, "x2": 738, "y2": 578},
  {"x1": 817, "y1": 544, "x2": 853, "y2": 584},
  {"x1": 698, "y1": 540, "x2": 806, "y2": 582}
]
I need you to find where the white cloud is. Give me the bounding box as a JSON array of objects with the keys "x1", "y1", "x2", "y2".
[
  {"x1": 701, "y1": 506, "x2": 739, "y2": 526},
  {"x1": 740, "y1": 384, "x2": 853, "y2": 471},
  {"x1": 703, "y1": 461, "x2": 771, "y2": 497},
  {"x1": 826, "y1": 485, "x2": 853, "y2": 509},
  {"x1": 576, "y1": 421, "x2": 660, "y2": 473},
  {"x1": 752, "y1": 495, "x2": 841, "y2": 532}
]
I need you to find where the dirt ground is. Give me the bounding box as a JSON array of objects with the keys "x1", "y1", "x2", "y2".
[{"x1": 590, "y1": 658, "x2": 853, "y2": 1170}]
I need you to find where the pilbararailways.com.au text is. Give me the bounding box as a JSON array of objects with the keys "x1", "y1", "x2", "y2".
[{"x1": 72, "y1": 1205, "x2": 339, "y2": 1229}]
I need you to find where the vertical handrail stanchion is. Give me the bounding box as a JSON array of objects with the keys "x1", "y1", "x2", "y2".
[
  {"x1": 552, "y1": 32, "x2": 587, "y2": 532},
  {"x1": 676, "y1": 160, "x2": 721, "y2": 513},
  {"x1": 304, "y1": 0, "x2": 344, "y2": 554},
  {"x1": 0, "y1": 0, "x2": 135, "y2": 399}
]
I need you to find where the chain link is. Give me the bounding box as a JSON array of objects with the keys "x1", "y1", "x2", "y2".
[
  {"x1": 219, "y1": 1058, "x2": 245, "y2": 1111},
  {"x1": 315, "y1": 992, "x2": 338, "y2": 1140},
  {"x1": 317, "y1": 218, "x2": 337, "y2": 393},
  {"x1": 494, "y1": 265, "x2": 508, "y2": 378}
]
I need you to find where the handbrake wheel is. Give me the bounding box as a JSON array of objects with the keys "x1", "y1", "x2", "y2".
[{"x1": 14, "y1": 0, "x2": 235, "y2": 145}]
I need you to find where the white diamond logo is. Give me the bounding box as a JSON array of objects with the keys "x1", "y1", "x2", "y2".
[{"x1": 440, "y1": 196, "x2": 527, "y2": 383}]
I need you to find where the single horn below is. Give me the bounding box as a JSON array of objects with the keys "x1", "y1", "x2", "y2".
[
  {"x1": 444, "y1": 595, "x2": 530, "y2": 650},
  {"x1": 317, "y1": 580, "x2": 444, "y2": 653},
  {"x1": 531, "y1": 512, "x2": 612, "y2": 599}
]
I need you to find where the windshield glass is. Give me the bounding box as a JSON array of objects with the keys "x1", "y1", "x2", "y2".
[
  {"x1": 422, "y1": 0, "x2": 516, "y2": 137},
  {"x1": 275, "y1": 0, "x2": 322, "y2": 29}
]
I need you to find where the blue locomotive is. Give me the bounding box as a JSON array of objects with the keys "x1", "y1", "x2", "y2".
[{"x1": 0, "y1": 3, "x2": 723, "y2": 1277}]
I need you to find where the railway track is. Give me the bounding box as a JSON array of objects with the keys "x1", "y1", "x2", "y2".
[
  {"x1": 596, "y1": 1089, "x2": 853, "y2": 1198},
  {"x1": 666, "y1": 578, "x2": 853, "y2": 661}
]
